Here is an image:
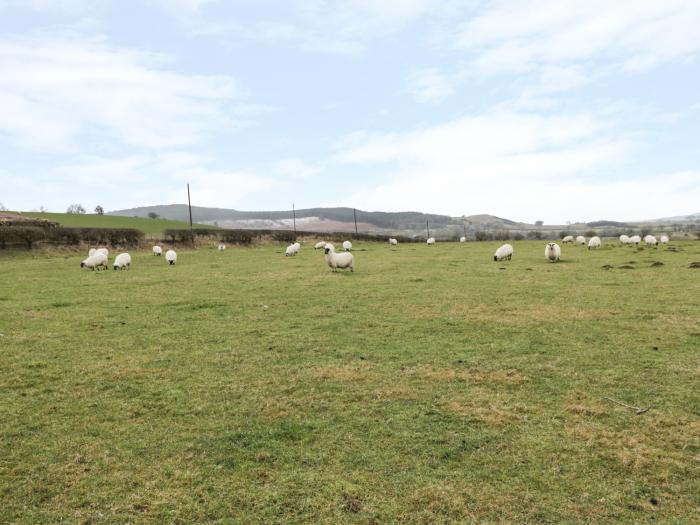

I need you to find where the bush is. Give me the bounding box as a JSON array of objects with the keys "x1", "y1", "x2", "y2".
[
  {"x1": 221, "y1": 230, "x2": 254, "y2": 245},
  {"x1": 513, "y1": 233, "x2": 525, "y2": 241},
  {"x1": 584, "y1": 230, "x2": 598, "y2": 238},
  {"x1": 272, "y1": 231, "x2": 297, "y2": 243},
  {"x1": 475, "y1": 231, "x2": 492, "y2": 241},
  {"x1": 493, "y1": 230, "x2": 510, "y2": 241},
  {"x1": 527, "y1": 230, "x2": 543, "y2": 240}
]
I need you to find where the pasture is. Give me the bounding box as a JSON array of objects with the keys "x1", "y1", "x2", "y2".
[
  {"x1": 1, "y1": 240, "x2": 699, "y2": 523},
  {"x1": 19, "y1": 212, "x2": 215, "y2": 237}
]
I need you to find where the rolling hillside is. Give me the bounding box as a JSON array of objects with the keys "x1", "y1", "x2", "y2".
[{"x1": 20, "y1": 212, "x2": 215, "y2": 236}]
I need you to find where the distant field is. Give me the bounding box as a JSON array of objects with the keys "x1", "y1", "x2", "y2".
[
  {"x1": 1, "y1": 240, "x2": 699, "y2": 523},
  {"x1": 20, "y1": 211, "x2": 215, "y2": 236}
]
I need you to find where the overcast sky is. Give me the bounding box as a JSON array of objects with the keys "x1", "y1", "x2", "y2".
[{"x1": 1, "y1": 0, "x2": 699, "y2": 223}]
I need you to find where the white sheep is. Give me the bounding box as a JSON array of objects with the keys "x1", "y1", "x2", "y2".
[
  {"x1": 285, "y1": 243, "x2": 300, "y2": 256},
  {"x1": 459, "y1": 236, "x2": 466, "y2": 243},
  {"x1": 324, "y1": 243, "x2": 354, "y2": 272},
  {"x1": 80, "y1": 252, "x2": 108, "y2": 271},
  {"x1": 165, "y1": 249, "x2": 177, "y2": 265},
  {"x1": 342, "y1": 240, "x2": 352, "y2": 251},
  {"x1": 389, "y1": 238, "x2": 398, "y2": 245},
  {"x1": 153, "y1": 245, "x2": 162, "y2": 256},
  {"x1": 218, "y1": 243, "x2": 226, "y2": 251},
  {"x1": 314, "y1": 241, "x2": 326, "y2": 250},
  {"x1": 562, "y1": 235, "x2": 574, "y2": 243},
  {"x1": 113, "y1": 253, "x2": 131, "y2": 270},
  {"x1": 494, "y1": 244, "x2": 513, "y2": 261},
  {"x1": 576, "y1": 236, "x2": 586, "y2": 245},
  {"x1": 659, "y1": 235, "x2": 669, "y2": 244},
  {"x1": 644, "y1": 235, "x2": 657, "y2": 246},
  {"x1": 545, "y1": 242, "x2": 561, "y2": 262},
  {"x1": 629, "y1": 235, "x2": 641, "y2": 244},
  {"x1": 88, "y1": 248, "x2": 96, "y2": 257},
  {"x1": 619, "y1": 234, "x2": 630, "y2": 244},
  {"x1": 427, "y1": 237, "x2": 435, "y2": 245},
  {"x1": 588, "y1": 236, "x2": 601, "y2": 250},
  {"x1": 97, "y1": 247, "x2": 109, "y2": 258}
]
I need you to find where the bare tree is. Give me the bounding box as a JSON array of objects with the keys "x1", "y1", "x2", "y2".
[{"x1": 66, "y1": 203, "x2": 86, "y2": 214}]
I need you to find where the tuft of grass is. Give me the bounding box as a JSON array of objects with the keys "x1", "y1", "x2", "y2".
[{"x1": 1, "y1": 240, "x2": 699, "y2": 523}]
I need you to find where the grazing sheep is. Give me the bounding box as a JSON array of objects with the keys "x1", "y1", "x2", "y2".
[
  {"x1": 153, "y1": 246, "x2": 162, "y2": 256},
  {"x1": 88, "y1": 248, "x2": 96, "y2": 257},
  {"x1": 494, "y1": 244, "x2": 513, "y2": 261},
  {"x1": 285, "y1": 244, "x2": 298, "y2": 256},
  {"x1": 97, "y1": 247, "x2": 109, "y2": 258},
  {"x1": 562, "y1": 235, "x2": 574, "y2": 243},
  {"x1": 545, "y1": 242, "x2": 561, "y2": 262},
  {"x1": 427, "y1": 237, "x2": 435, "y2": 245},
  {"x1": 644, "y1": 235, "x2": 658, "y2": 246},
  {"x1": 619, "y1": 234, "x2": 630, "y2": 244},
  {"x1": 324, "y1": 243, "x2": 354, "y2": 272},
  {"x1": 459, "y1": 236, "x2": 466, "y2": 243},
  {"x1": 588, "y1": 236, "x2": 601, "y2": 250},
  {"x1": 342, "y1": 240, "x2": 352, "y2": 251},
  {"x1": 80, "y1": 252, "x2": 108, "y2": 271},
  {"x1": 660, "y1": 235, "x2": 669, "y2": 244},
  {"x1": 576, "y1": 236, "x2": 586, "y2": 245},
  {"x1": 113, "y1": 253, "x2": 131, "y2": 270},
  {"x1": 218, "y1": 243, "x2": 226, "y2": 251},
  {"x1": 389, "y1": 238, "x2": 398, "y2": 245},
  {"x1": 314, "y1": 241, "x2": 326, "y2": 250},
  {"x1": 629, "y1": 235, "x2": 641, "y2": 244},
  {"x1": 165, "y1": 250, "x2": 177, "y2": 265}
]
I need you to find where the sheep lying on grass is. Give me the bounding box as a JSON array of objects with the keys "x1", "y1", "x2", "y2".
[
  {"x1": 494, "y1": 244, "x2": 513, "y2": 261},
  {"x1": 80, "y1": 252, "x2": 108, "y2": 271},
  {"x1": 113, "y1": 253, "x2": 131, "y2": 270},
  {"x1": 324, "y1": 243, "x2": 354, "y2": 272},
  {"x1": 545, "y1": 242, "x2": 561, "y2": 262},
  {"x1": 166, "y1": 250, "x2": 177, "y2": 265}
]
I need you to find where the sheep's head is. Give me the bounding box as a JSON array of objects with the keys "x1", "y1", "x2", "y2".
[
  {"x1": 493, "y1": 255, "x2": 498, "y2": 261},
  {"x1": 324, "y1": 243, "x2": 334, "y2": 254},
  {"x1": 80, "y1": 261, "x2": 85, "y2": 268}
]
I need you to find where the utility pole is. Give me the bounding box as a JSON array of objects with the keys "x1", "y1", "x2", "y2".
[
  {"x1": 463, "y1": 221, "x2": 467, "y2": 239},
  {"x1": 187, "y1": 183, "x2": 193, "y2": 231},
  {"x1": 292, "y1": 203, "x2": 296, "y2": 234},
  {"x1": 426, "y1": 219, "x2": 431, "y2": 239},
  {"x1": 353, "y1": 208, "x2": 358, "y2": 238}
]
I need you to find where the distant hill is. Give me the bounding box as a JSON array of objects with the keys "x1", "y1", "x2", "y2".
[{"x1": 109, "y1": 205, "x2": 453, "y2": 232}]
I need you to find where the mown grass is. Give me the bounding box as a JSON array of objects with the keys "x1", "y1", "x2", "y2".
[
  {"x1": 1, "y1": 240, "x2": 699, "y2": 524},
  {"x1": 19, "y1": 211, "x2": 214, "y2": 236}
]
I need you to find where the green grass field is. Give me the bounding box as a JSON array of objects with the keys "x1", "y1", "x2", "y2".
[
  {"x1": 19, "y1": 211, "x2": 215, "y2": 237},
  {"x1": 1, "y1": 240, "x2": 699, "y2": 523}
]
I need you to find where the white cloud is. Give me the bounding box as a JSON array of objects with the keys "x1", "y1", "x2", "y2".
[
  {"x1": 457, "y1": 0, "x2": 700, "y2": 73},
  {"x1": 330, "y1": 108, "x2": 692, "y2": 222},
  {"x1": 406, "y1": 68, "x2": 456, "y2": 104},
  {"x1": 0, "y1": 34, "x2": 241, "y2": 152}
]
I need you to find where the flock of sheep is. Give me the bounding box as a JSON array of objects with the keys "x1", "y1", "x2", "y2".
[
  {"x1": 80, "y1": 232, "x2": 672, "y2": 273},
  {"x1": 80, "y1": 245, "x2": 177, "y2": 270}
]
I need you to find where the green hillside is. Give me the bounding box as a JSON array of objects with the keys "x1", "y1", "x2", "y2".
[{"x1": 20, "y1": 212, "x2": 214, "y2": 236}]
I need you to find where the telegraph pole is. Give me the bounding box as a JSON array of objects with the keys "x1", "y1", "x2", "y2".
[
  {"x1": 426, "y1": 219, "x2": 431, "y2": 239},
  {"x1": 187, "y1": 183, "x2": 193, "y2": 231},
  {"x1": 353, "y1": 208, "x2": 358, "y2": 238},
  {"x1": 292, "y1": 203, "x2": 297, "y2": 234}
]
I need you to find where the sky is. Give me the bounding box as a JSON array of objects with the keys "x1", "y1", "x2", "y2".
[{"x1": 0, "y1": 0, "x2": 699, "y2": 224}]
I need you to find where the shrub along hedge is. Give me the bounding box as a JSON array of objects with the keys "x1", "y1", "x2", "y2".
[{"x1": 0, "y1": 226, "x2": 144, "y2": 249}]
